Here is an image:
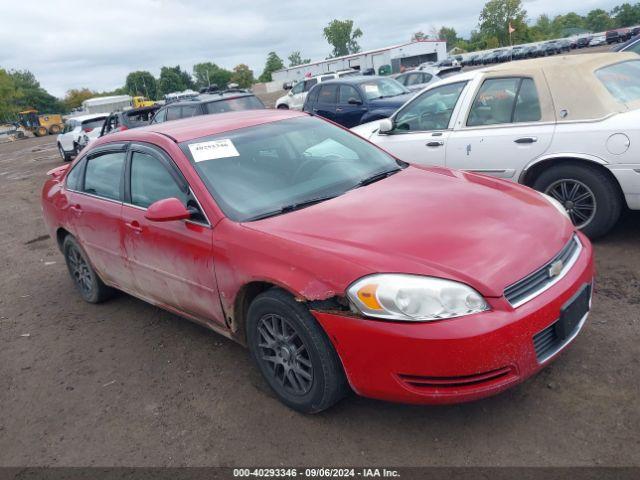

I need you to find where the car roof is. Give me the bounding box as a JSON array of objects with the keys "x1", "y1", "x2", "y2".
[
  {"x1": 317, "y1": 76, "x2": 391, "y2": 85},
  {"x1": 110, "y1": 109, "x2": 307, "y2": 143}
]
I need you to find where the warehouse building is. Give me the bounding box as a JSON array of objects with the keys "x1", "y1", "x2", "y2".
[{"x1": 271, "y1": 39, "x2": 447, "y2": 84}]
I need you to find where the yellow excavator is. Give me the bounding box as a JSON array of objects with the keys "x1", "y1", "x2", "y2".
[
  {"x1": 17, "y1": 109, "x2": 64, "y2": 136},
  {"x1": 131, "y1": 96, "x2": 156, "y2": 109}
]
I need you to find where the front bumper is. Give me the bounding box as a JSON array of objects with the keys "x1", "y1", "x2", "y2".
[{"x1": 312, "y1": 233, "x2": 595, "y2": 405}]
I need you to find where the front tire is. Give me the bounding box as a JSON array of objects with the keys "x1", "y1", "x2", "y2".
[
  {"x1": 247, "y1": 288, "x2": 347, "y2": 413},
  {"x1": 58, "y1": 144, "x2": 71, "y2": 162},
  {"x1": 62, "y1": 235, "x2": 114, "y2": 303},
  {"x1": 533, "y1": 163, "x2": 622, "y2": 239}
]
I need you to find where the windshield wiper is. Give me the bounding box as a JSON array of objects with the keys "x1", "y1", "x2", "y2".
[
  {"x1": 244, "y1": 194, "x2": 341, "y2": 222},
  {"x1": 351, "y1": 168, "x2": 401, "y2": 189}
]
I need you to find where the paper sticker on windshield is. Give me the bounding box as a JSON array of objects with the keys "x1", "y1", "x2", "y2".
[
  {"x1": 364, "y1": 85, "x2": 379, "y2": 94},
  {"x1": 189, "y1": 139, "x2": 239, "y2": 162}
]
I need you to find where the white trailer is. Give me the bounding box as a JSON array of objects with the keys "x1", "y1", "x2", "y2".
[{"x1": 82, "y1": 95, "x2": 132, "y2": 114}]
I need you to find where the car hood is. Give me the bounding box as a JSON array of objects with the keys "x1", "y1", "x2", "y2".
[
  {"x1": 350, "y1": 119, "x2": 383, "y2": 139},
  {"x1": 243, "y1": 166, "x2": 575, "y2": 297},
  {"x1": 367, "y1": 93, "x2": 414, "y2": 110}
]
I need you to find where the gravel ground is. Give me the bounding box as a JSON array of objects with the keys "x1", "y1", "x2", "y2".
[{"x1": 0, "y1": 133, "x2": 638, "y2": 468}]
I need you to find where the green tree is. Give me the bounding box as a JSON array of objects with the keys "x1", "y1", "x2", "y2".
[
  {"x1": 478, "y1": 0, "x2": 528, "y2": 46},
  {"x1": 192, "y1": 62, "x2": 233, "y2": 90},
  {"x1": 125, "y1": 71, "x2": 157, "y2": 100},
  {"x1": 258, "y1": 52, "x2": 285, "y2": 83},
  {"x1": 611, "y1": 3, "x2": 640, "y2": 28},
  {"x1": 585, "y1": 9, "x2": 612, "y2": 32},
  {"x1": 63, "y1": 88, "x2": 96, "y2": 110},
  {"x1": 551, "y1": 12, "x2": 586, "y2": 36},
  {"x1": 158, "y1": 65, "x2": 194, "y2": 96},
  {"x1": 411, "y1": 31, "x2": 426, "y2": 41},
  {"x1": 0, "y1": 68, "x2": 19, "y2": 122},
  {"x1": 438, "y1": 27, "x2": 459, "y2": 48},
  {"x1": 9, "y1": 70, "x2": 64, "y2": 114},
  {"x1": 323, "y1": 19, "x2": 363, "y2": 57},
  {"x1": 231, "y1": 64, "x2": 254, "y2": 88},
  {"x1": 287, "y1": 51, "x2": 310, "y2": 67}
]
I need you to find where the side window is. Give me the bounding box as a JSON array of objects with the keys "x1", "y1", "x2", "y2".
[
  {"x1": 305, "y1": 85, "x2": 320, "y2": 107},
  {"x1": 181, "y1": 105, "x2": 198, "y2": 118},
  {"x1": 166, "y1": 107, "x2": 181, "y2": 121},
  {"x1": 83, "y1": 152, "x2": 125, "y2": 201},
  {"x1": 291, "y1": 82, "x2": 304, "y2": 95},
  {"x1": 152, "y1": 108, "x2": 167, "y2": 123},
  {"x1": 467, "y1": 77, "x2": 541, "y2": 126},
  {"x1": 304, "y1": 78, "x2": 318, "y2": 92},
  {"x1": 130, "y1": 151, "x2": 188, "y2": 208},
  {"x1": 396, "y1": 75, "x2": 409, "y2": 86},
  {"x1": 338, "y1": 85, "x2": 362, "y2": 104},
  {"x1": 406, "y1": 73, "x2": 421, "y2": 86},
  {"x1": 394, "y1": 82, "x2": 467, "y2": 132},
  {"x1": 317, "y1": 84, "x2": 338, "y2": 104},
  {"x1": 513, "y1": 78, "x2": 542, "y2": 123},
  {"x1": 66, "y1": 159, "x2": 84, "y2": 191},
  {"x1": 421, "y1": 73, "x2": 433, "y2": 83}
]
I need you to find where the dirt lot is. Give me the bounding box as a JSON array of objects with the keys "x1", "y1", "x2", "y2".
[{"x1": 0, "y1": 135, "x2": 639, "y2": 467}]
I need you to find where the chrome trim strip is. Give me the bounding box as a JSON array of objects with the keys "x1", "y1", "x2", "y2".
[
  {"x1": 507, "y1": 235, "x2": 583, "y2": 308},
  {"x1": 537, "y1": 311, "x2": 589, "y2": 364}
]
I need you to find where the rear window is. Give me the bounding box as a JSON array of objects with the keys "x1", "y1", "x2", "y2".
[
  {"x1": 123, "y1": 109, "x2": 156, "y2": 127},
  {"x1": 81, "y1": 117, "x2": 106, "y2": 130},
  {"x1": 595, "y1": 60, "x2": 640, "y2": 103},
  {"x1": 204, "y1": 96, "x2": 265, "y2": 114}
]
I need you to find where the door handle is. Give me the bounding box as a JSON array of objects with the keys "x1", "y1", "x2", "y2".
[
  {"x1": 125, "y1": 220, "x2": 143, "y2": 234},
  {"x1": 514, "y1": 137, "x2": 538, "y2": 144},
  {"x1": 426, "y1": 141, "x2": 445, "y2": 147},
  {"x1": 336, "y1": 107, "x2": 343, "y2": 112}
]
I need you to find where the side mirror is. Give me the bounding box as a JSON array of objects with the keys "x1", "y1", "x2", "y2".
[
  {"x1": 347, "y1": 97, "x2": 362, "y2": 105},
  {"x1": 378, "y1": 118, "x2": 394, "y2": 134},
  {"x1": 145, "y1": 197, "x2": 191, "y2": 222}
]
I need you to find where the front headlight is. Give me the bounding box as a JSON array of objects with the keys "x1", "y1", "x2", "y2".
[
  {"x1": 538, "y1": 191, "x2": 570, "y2": 220},
  {"x1": 347, "y1": 274, "x2": 489, "y2": 322}
]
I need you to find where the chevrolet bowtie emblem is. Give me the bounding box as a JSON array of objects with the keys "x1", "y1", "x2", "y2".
[{"x1": 548, "y1": 260, "x2": 564, "y2": 278}]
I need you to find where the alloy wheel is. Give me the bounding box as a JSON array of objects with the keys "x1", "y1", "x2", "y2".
[
  {"x1": 67, "y1": 245, "x2": 93, "y2": 296},
  {"x1": 545, "y1": 178, "x2": 596, "y2": 229},
  {"x1": 256, "y1": 313, "x2": 313, "y2": 396}
]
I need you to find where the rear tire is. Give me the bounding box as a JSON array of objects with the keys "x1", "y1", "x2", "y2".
[
  {"x1": 247, "y1": 288, "x2": 347, "y2": 413},
  {"x1": 533, "y1": 163, "x2": 622, "y2": 239},
  {"x1": 49, "y1": 124, "x2": 61, "y2": 134},
  {"x1": 62, "y1": 235, "x2": 115, "y2": 303}
]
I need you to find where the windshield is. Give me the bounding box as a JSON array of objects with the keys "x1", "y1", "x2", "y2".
[
  {"x1": 595, "y1": 60, "x2": 640, "y2": 104},
  {"x1": 359, "y1": 78, "x2": 409, "y2": 100},
  {"x1": 181, "y1": 116, "x2": 403, "y2": 221}
]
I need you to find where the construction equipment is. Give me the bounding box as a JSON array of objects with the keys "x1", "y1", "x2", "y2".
[
  {"x1": 17, "y1": 110, "x2": 64, "y2": 136},
  {"x1": 131, "y1": 96, "x2": 156, "y2": 108}
]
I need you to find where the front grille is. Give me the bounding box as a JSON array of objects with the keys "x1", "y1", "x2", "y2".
[
  {"x1": 504, "y1": 235, "x2": 581, "y2": 307},
  {"x1": 533, "y1": 324, "x2": 560, "y2": 361},
  {"x1": 397, "y1": 366, "x2": 515, "y2": 390}
]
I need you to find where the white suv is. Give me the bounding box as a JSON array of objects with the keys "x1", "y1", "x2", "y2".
[
  {"x1": 57, "y1": 114, "x2": 107, "y2": 161},
  {"x1": 276, "y1": 70, "x2": 358, "y2": 110}
]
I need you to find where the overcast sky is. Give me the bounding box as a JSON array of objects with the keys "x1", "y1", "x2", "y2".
[{"x1": 0, "y1": 0, "x2": 622, "y2": 97}]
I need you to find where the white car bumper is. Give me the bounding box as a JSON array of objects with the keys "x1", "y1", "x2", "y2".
[{"x1": 609, "y1": 166, "x2": 640, "y2": 209}]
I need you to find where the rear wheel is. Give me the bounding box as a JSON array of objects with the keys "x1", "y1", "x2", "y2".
[
  {"x1": 247, "y1": 288, "x2": 347, "y2": 413},
  {"x1": 35, "y1": 126, "x2": 48, "y2": 137},
  {"x1": 49, "y1": 124, "x2": 61, "y2": 134},
  {"x1": 62, "y1": 235, "x2": 114, "y2": 303},
  {"x1": 533, "y1": 163, "x2": 622, "y2": 239},
  {"x1": 277, "y1": 104, "x2": 289, "y2": 109}
]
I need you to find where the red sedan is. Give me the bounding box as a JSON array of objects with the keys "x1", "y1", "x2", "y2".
[{"x1": 41, "y1": 110, "x2": 594, "y2": 412}]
